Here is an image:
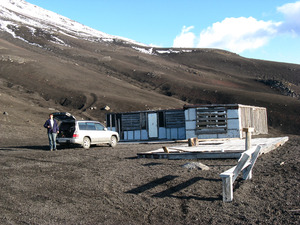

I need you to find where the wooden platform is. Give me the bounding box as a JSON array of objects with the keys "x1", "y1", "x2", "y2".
[{"x1": 137, "y1": 137, "x2": 289, "y2": 159}]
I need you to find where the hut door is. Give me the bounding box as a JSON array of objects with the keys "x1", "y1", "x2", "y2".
[{"x1": 148, "y1": 113, "x2": 158, "y2": 138}]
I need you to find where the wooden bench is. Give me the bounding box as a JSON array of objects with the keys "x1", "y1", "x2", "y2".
[{"x1": 220, "y1": 145, "x2": 262, "y2": 202}]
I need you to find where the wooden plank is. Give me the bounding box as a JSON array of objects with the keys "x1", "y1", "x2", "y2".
[
  {"x1": 221, "y1": 175, "x2": 233, "y2": 202},
  {"x1": 220, "y1": 145, "x2": 261, "y2": 202},
  {"x1": 165, "y1": 152, "x2": 242, "y2": 159},
  {"x1": 162, "y1": 146, "x2": 169, "y2": 153},
  {"x1": 168, "y1": 147, "x2": 198, "y2": 153},
  {"x1": 243, "y1": 145, "x2": 262, "y2": 180},
  {"x1": 197, "y1": 110, "x2": 227, "y2": 114},
  {"x1": 137, "y1": 152, "x2": 242, "y2": 160},
  {"x1": 220, "y1": 167, "x2": 236, "y2": 176},
  {"x1": 197, "y1": 115, "x2": 227, "y2": 119},
  {"x1": 196, "y1": 127, "x2": 227, "y2": 130},
  {"x1": 196, "y1": 129, "x2": 227, "y2": 134},
  {"x1": 220, "y1": 152, "x2": 250, "y2": 183},
  {"x1": 137, "y1": 137, "x2": 289, "y2": 160},
  {"x1": 197, "y1": 121, "x2": 227, "y2": 126},
  {"x1": 259, "y1": 136, "x2": 289, "y2": 155},
  {"x1": 188, "y1": 138, "x2": 198, "y2": 147}
]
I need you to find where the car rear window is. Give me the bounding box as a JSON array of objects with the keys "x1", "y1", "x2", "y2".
[
  {"x1": 86, "y1": 122, "x2": 96, "y2": 130},
  {"x1": 78, "y1": 122, "x2": 87, "y2": 130},
  {"x1": 95, "y1": 123, "x2": 105, "y2": 130}
]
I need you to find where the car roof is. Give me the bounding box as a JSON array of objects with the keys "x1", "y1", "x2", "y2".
[{"x1": 60, "y1": 120, "x2": 103, "y2": 123}]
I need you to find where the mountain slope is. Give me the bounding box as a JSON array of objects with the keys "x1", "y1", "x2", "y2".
[{"x1": 0, "y1": 0, "x2": 300, "y2": 135}]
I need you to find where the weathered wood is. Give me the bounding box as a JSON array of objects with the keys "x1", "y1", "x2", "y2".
[
  {"x1": 197, "y1": 120, "x2": 226, "y2": 124},
  {"x1": 162, "y1": 146, "x2": 169, "y2": 153},
  {"x1": 259, "y1": 136, "x2": 289, "y2": 155},
  {"x1": 137, "y1": 137, "x2": 288, "y2": 160},
  {"x1": 239, "y1": 105, "x2": 268, "y2": 135},
  {"x1": 220, "y1": 174, "x2": 233, "y2": 202},
  {"x1": 164, "y1": 152, "x2": 241, "y2": 159},
  {"x1": 243, "y1": 127, "x2": 254, "y2": 150},
  {"x1": 168, "y1": 147, "x2": 196, "y2": 153},
  {"x1": 137, "y1": 151, "x2": 242, "y2": 159},
  {"x1": 188, "y1": 138, "x2": 198, "y2": 147},
  {"x1": 243, "y1": 145, "x2": 262, "y2": 180},
  {"x1": 220, "y1": 151, "x2": 251, "y2": 183},
  {"x1": 220, "y1": 145, "x2": 261, "y2": 202},
  {"x1": 196, "y1": 108, "x2": 228, "y2": 132},
  {"x1": 232, "y1": 153, "x2": 251, "y2": 182}
]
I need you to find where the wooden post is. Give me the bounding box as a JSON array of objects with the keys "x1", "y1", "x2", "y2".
[
  {"x1": 188, "y1": 137, "x2": 199, "y2": 147},
  {"x1": 243, "y1": 128, "x2": 254, "y2": 150},
  {"x1": 220, "y1": 174, "x2": 233, "y2": 202},
  {"x1": 162, "y1": 146, "x2": 169, "y2": 153}
]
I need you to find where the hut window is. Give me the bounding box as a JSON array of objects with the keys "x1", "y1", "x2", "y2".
[
  {"x1": 121, "y1": 113, "x2": 140, "y2": 131},
  {"x1": 106, "y1": 114, "x2": 115, "y2": 127},
  {"x1": 141, "y1": 113, "x2": 146, "y2": 129},
  {"x1": 196, "y1": 108, "x2": 227, "y2": 133},
  {"x1": 158, "y1": 112, "x2": 165, "y2": 127},
  {"x1": 165, "y1": 110, "x2": 185, "y2": 128}
]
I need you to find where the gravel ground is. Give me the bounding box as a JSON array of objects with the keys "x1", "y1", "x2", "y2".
[{"x1": 0, "y1": 136, "x2": 299, "y2": 224}]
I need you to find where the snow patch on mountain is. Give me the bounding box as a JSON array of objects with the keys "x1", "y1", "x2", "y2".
[
  {"x1": 0, "y1": 0, "x2": 193, "y2": 56},
  {"x1": 132, "y1": 46, "x2": 155, "y2": 55},
  {"x1": 0, "y1": 0, "x2": 146, "y2": 47},
  {"x1": 131, "y1": 46, "x2": 195, "y2": 55}
]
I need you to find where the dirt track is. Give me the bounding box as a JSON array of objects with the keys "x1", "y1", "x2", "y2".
[{"x1": 0, "y1": 136, "x2": 299, "y2": 224}]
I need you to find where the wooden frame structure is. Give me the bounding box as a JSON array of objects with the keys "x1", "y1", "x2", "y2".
[{"x1": 220, "y1": 145, "x2": 262, "y2": 202}]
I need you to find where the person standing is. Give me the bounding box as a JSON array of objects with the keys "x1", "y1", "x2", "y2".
[{"x1": 44, "y1": 113, "x2": 59, "y2": 151}]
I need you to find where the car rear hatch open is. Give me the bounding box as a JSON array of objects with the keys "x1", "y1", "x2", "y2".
[
  {"x1": 53, "y1": 112, "x2": 76, "y2": 139},
  {"x1": 53, "y1": 112, "x2": 76, "y2": 122}
]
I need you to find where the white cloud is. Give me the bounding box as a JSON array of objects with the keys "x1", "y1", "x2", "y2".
[
  {"x1": 173, "y1": 17, "x2": 280, "y2": 53},
  {"x1": 277, "y1": 1, "x2": 300, "y2": 35},
  {"x1": 172, "y1": 1, "x2": 300, "y2": 53},
  {"x1": 277, "y1": 1, "x2": 300, "y2": 18},
  {"x1": 173, "y1": 26, "x2": 195, "y2": 48},
  {"x1": 196, "y1": 17, "x2": 280, "y2": 53}
]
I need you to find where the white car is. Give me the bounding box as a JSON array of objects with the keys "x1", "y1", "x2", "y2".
[{"x1": 53, "y1": 112, "x2": 119, "y2": 149}]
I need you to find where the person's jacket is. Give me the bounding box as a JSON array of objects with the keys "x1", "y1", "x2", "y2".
[{"x1": 44, "y1": 119, "x2": 59, "y2": 133}]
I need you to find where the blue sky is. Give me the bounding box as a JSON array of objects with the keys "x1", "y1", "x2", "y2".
[{"x1": 26, "y1": 0, "x2": 300, "y2": 65}]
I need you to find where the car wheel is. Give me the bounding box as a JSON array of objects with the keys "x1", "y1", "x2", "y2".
[
  {"x1": 83, "y1": 137, "x2": 91, "y2": 149},
  {"x1": 110, "y1": 136, "x2": 117, "y2": 148}
]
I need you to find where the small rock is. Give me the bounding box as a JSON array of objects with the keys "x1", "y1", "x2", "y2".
[
  {"x1": 102, "y1": 105, "x2": 110, "y2": 111},
  {"x1": 182, "y1": 162, "x2": 209, "y2": 170},
  {"x1": 3, "y1": 112, "x2": 8, "y2": 115}
]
